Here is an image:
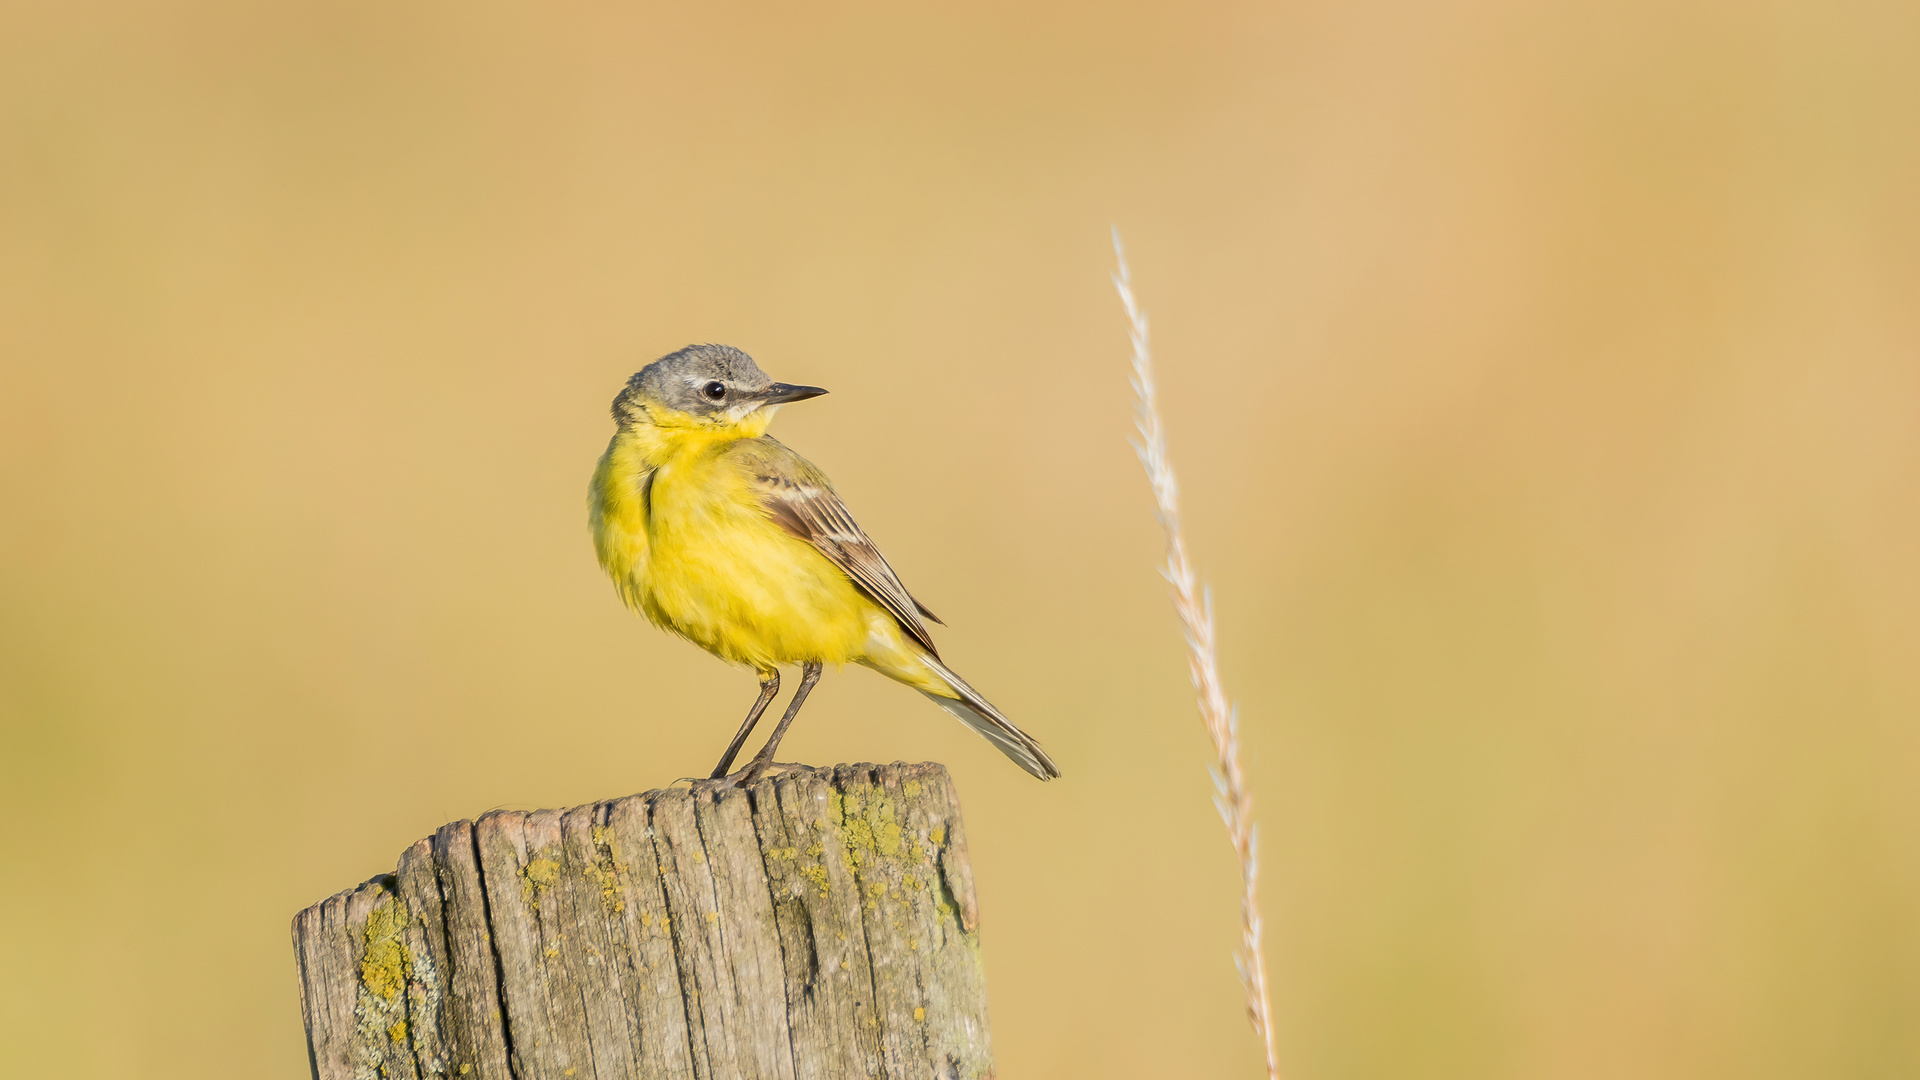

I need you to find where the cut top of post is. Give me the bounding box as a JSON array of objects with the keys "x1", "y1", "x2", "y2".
[{"x1": 292, "y1": 762, "x2": 992, "y2": 1080}]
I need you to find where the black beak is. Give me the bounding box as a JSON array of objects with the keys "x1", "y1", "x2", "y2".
[{"x1": 761, "y1": 382, "x2": 828, "y2": 405}]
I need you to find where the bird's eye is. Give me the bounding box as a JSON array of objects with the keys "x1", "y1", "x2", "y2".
[{"x1": 702, "y1": 381, "x2": 726, "y2": 400}]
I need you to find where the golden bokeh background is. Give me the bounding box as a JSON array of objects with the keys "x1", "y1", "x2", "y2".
[{"x1": 4, "y1": 0, "x2": 1918, "y2": 1076}]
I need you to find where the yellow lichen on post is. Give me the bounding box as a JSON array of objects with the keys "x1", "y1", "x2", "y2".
[
  {"x1": 359, "y1": 897, "x2": 410, "y2": 1002},
  {"x1": 519, "y1": 854, "x2": 560, "y2": 909},
  {"x1": 798, "y1": 861, "x2": 830, "y2": 896},
  {"x1": 586, "y1": 828, "x2": 628, "y2": 915}
]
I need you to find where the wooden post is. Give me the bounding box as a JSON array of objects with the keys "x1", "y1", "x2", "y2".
[{"x1": 292, "y1": 762, "x2": 994, "y2": 1080}]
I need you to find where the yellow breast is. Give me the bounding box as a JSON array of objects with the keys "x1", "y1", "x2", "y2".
[{"x1": 590, "y1": 428, "x2": 884, "y2": 670}]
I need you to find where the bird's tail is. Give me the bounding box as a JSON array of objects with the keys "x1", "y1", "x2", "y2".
[{"x1": 915, "y1": 655, "x2": 1061, "y2": 781}]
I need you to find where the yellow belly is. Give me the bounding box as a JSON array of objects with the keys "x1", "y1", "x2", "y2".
[{"x1": 599, "y1": 441, "x2": 886, "y2": 670}]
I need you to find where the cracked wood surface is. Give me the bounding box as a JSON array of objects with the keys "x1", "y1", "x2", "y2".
[{"x1": 292, "y1": 763, "x2": 993, "y2": 1080}]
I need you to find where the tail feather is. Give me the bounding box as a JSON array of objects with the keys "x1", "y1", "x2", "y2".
[{"x1": 918, "y1": 656, "x2": 1060, "y2": 781}]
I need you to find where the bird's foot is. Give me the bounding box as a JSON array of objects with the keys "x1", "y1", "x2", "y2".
[{"x1": 710, "y1": 760, "x2": 809, "y2": 788}]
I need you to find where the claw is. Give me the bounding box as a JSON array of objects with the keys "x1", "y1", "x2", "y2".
[{"x1": 712, "y1": 760, "x2": 806, "y2": 787}]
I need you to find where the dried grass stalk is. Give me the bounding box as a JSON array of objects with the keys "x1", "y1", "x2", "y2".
[{"x1": 1112, "y1": 228, "x2": 1279, "y2": 1080}]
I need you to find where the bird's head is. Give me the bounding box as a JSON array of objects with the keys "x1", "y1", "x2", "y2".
[{"x1": 612, "y1": 343, "x2": 827, "y2": 437}]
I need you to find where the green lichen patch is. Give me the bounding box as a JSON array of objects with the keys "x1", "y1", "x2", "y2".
[
  {"x1": 839, "y1": 786, "x2": 902, "y2": 867},
  {"x1": 590, "y1": 824, "x2": 624, "y2": 865},
  {"x1": 798, "y1": 862, "x2": 829, "y2": 896},
  {"x1": 870, "y1": 807, "x2": 902, "y2": 858},
  {"x1": 520, "y1": 854, "x2": 561, "y2": 910},
  {"x1": 359, "y1": 898, "x2": 411, "y2": 1003},
  {"x1": 586, "y1": 831, "x2": 627, "y2": 915},
  {"x1": 351, "y1": 892, "x2": 418, "y2": 1071}
]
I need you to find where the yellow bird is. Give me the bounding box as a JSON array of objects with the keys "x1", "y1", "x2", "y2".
[{"x1": 589, "y1": 343, "x2": 1060, "y2": 783}]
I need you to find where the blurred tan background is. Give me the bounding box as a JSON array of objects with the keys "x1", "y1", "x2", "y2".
[{"x1": 3, "y1": 0, "x2": 1918, "y2": 1076}]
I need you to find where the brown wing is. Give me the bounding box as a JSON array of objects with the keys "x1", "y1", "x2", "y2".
[{"x1": 736, "y1": 438, "x2": 944, "y2": 657}]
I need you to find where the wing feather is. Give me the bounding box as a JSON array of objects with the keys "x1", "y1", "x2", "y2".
[{"x1": 741, "y1": 440, "x2": 943, "y2": 656}]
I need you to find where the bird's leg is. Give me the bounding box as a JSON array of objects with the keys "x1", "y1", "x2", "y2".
[
  {"x1": 736, "y1": 661, "x2": 822, "y2": 784},
  {"x1": 709, "y1": 669, "x2": 781, "y2": 780}
]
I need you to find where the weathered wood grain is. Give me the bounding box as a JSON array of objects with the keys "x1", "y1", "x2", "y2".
[{"x1": 293, "y1": 763, "x2": 993, "y2": 1080}]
